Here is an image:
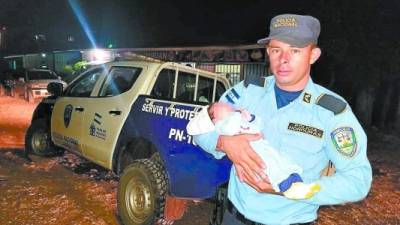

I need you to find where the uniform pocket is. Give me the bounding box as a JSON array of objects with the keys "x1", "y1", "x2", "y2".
[
  {"x1": 282, "y1": 124, "x2": 325, "y2": 154},
  {"x1": 280, "y1": 130, "x2": 325, "y2": 179}
]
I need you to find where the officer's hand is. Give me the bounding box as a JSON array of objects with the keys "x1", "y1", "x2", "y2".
[
  {"x1": 241, "y1": 171, "x2": 276, "y2": 194},
  {"x1": 217, "y1": 134, "x2": 265, "y2": 182}
]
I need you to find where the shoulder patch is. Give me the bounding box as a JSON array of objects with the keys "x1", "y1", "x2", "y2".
[
  {"x1": 244, "y1": 75, "x2": 265, "y2": 88},
  {"x1": 331, "y1": 127, "x2": 357, "y2": 157},
  {"x1": 316, "y1": 94, "x2": 346, "y2": 115}
]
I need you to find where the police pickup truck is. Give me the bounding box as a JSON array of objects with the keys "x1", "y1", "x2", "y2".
[{"x1": 25, "y1": 56, "x2": 232, "y2": 225}]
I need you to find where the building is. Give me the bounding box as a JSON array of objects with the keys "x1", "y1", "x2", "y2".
[{"x1": 3, "y1": 45, "x2": 269, "y2": 85}]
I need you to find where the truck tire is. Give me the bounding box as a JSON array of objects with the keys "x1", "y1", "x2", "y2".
[
  {"x1": 118, "y1": 159, "x2": 167, "y2": 225},
  {"x1": 150, "y1": 152, "x2": 163, "y2": 166},
  {"x1": 209, "y1": 183, "x2": 228, "y2": 225},
  {"x1": 25, "y1": 118, "x2": 63, "y2": 156}
]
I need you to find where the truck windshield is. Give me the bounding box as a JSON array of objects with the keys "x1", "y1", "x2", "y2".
[{"x1": 27, "y1": 71, "x2": 57, "y2": 80}]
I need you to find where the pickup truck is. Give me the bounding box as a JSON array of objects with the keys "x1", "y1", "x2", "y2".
[{"x1": 25, "y1": 57, "x2": 232, "y2": 225}]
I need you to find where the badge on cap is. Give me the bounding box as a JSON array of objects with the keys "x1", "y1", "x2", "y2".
[
  {"x1": 273, "y1": 17, "x2": 298, "y2": 28},
  {"x1": 331, "y1": 127, "x2": 357, "y2": 157}
]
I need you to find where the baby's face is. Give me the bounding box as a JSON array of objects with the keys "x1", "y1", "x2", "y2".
[{"x1": 210, "y1": 103, "x2": 234, "y2": 123}]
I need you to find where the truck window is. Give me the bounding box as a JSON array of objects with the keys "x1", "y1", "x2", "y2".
[
  {"x1": 150, "y1": 69, "x2": 175, "y2": 99},
  {"x1": 66, "y1": 68, "x2": 104, "y2": 97},
  {"x1": 27, "y1": 71, "x2": 58, "y2": 80},
  {"x1": 176, "y1": 71, "x2": 196, "y2": 102},
  {"x1": 99, "y1": 67, "x2": 142, "y2": 97},
  {"x1": 215, "y1": 81, "x2": 227, "y2": 101},
  {"x1": 196, "y1": 76, "x2": 214, "y2": 103}
]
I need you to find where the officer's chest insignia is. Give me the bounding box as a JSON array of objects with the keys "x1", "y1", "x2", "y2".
[
  {"x1": 225, "y1": 88, "x2": 240, "y2": 104},
  {"x1": 287, "y1": 123, "x2": 323, "y2": 138},
  {"x1": 331, "y1": 127, "x2": 357, "y2": 157},
  {"x1": 303, "y1": 92, "x2": 311, "y2": 103}
]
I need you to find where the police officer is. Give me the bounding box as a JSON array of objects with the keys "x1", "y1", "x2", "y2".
[{"x1": 192, "y1": 14, "x2": 372, "y2": 225}]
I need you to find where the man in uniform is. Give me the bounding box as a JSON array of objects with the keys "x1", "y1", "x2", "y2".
[{"x1": 191, "y1": 14, "x2": 372, "y2": 225}]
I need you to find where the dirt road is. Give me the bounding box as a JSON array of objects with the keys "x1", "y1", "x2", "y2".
[{"x1": 0, "y1": 96, "x2": 399, "y2": 225}]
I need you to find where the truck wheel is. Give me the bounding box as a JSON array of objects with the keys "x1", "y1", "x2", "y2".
[
  {"x1": 25, "y1": 118, "x2": 63, "y2": 156},
  {"x1": 118, "y1": 159, "x2": 167, "y2": 225}
]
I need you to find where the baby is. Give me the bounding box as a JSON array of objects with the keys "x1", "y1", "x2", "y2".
[{"x1": 187, "y1": 102, "x2": 320, "y2": 199}]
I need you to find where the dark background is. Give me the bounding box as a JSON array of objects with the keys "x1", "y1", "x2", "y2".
[
  {"x1": 1, "y1": 0, "x2": 397, "y2": 52},
  {"x1": 1, "y1": 0, "x2": 400, "y2": 129}
]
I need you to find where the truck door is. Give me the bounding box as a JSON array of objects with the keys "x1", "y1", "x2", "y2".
[
  {"x1": 51, "y1": 68, "x2": 105, "y2": 153},
  {"x1": 81, "y1": 66, "x2": 144, "y2": 168}
]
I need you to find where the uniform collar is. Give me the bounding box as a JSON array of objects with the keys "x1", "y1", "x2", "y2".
[
  {"x1": 266, "y1": 76, "x2": 318, "y2": 108},
  {"x1": 297, "y1": 77, "x2": 318, "y2": 108}
]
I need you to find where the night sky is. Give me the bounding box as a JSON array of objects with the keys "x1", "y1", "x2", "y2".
[{"x1": 1, "y1": 0, "x2": 399, "y2": 54}]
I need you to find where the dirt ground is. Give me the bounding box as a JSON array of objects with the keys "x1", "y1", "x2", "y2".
[
  {"x1": 0, "y1": 96, "x2": 37, "y2": 149},
  {"x1": 0, "y1": 96, "x2": 399, "y2": 225}
]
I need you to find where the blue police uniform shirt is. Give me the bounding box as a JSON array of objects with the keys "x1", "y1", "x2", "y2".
[{"x1": 193, "y1": 76, "x2": 372, "y2": 225}]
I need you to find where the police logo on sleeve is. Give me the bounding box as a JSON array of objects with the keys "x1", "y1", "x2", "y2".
[
  {"x1": 225, "y1": 88, "x2": 240, "y2": 104},
  {"x1": 331, "y1": 127, "x2": 357, "y2": 157}
]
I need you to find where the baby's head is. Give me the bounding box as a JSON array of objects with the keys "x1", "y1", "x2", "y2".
[{"x1": 208, "y1": 102, "x2": 234, "y2": 124}]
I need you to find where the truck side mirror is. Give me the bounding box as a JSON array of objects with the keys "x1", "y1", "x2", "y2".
[{"x1": 47, "y1": 82, "x2": 64, "y2": 96}]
